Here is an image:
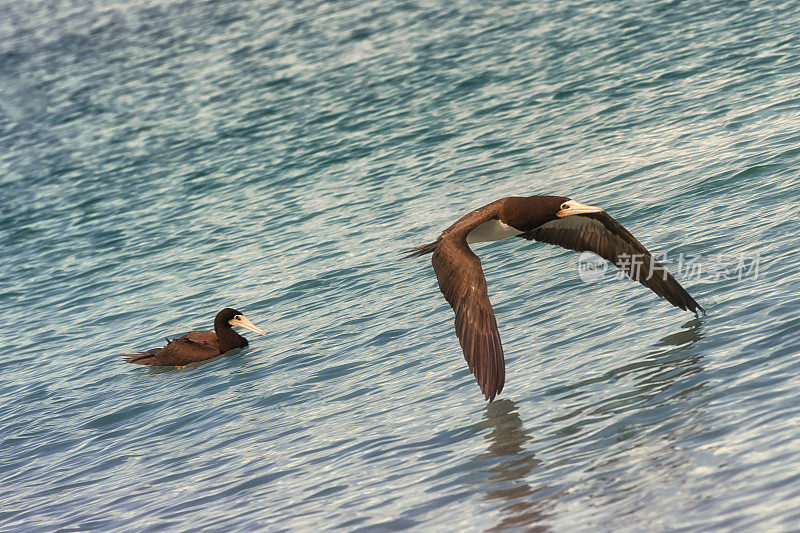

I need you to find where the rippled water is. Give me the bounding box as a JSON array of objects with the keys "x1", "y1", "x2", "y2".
[{"x1": 2, "y1": 1, "x2": 800, "y2": 530}]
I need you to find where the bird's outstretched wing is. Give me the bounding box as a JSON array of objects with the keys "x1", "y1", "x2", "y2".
[
  {"x1": 432, "y1": 237, "x2": 505, "y2": 400},
  {"x1": 524, "y1": 211, "x2": 702, "y2": 312}
]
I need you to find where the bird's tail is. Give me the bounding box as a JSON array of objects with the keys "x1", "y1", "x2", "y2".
[
  {"x1": 123, "y1": 348, "x2": 160, "y2": 364},
  {"x1": 123, "y1": 339, "x2": 172, "y2": 364},
  {"x1": 401, "y1": 241, "x2": 438, "y2": 259}
]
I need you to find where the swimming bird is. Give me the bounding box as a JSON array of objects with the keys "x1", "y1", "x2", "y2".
[
  {"x1": 124, "y1": 307, "x2": 266, "y2": 366},
  {"x1": 403, "y1": 196, "x2": 702, "y2": 401}
]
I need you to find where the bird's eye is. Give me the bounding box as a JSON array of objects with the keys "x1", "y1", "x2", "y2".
[{"x1": 561, "y1": 203, "x2": 569, "y2": 210}]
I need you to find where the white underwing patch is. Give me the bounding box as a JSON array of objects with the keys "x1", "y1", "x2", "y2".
[{"x1": 466, "y1": 219, "x2": 523, "y2": 244}]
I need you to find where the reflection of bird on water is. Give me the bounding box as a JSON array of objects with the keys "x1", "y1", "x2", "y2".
[
  {"x1": 629, "y1": 317, "x2": 706, "y2": 397},
  {"x1": 545, "y1": 317, "x2": 706, "y2": 453},
  {"x1": 124, "y1": 308, "x2": 266, "y2": 366},
  {"x1": 404, "y1": 195, "x2": 703, "y2": 401},
  {"x1": 654, "y1": 317, "x2": 704, "y2": 349},
  {"x1": 549, "y1": 317, "x2": 705, "y2": 399},
  {"x1": 607, "y1": 317, "x2": 705, "y2": 396},
  {"x1": 477, "y1": 400, "x2": 535, "y2": 460},
  {"x1": 474, "y1": 400, "x2": 551, "y2": 532},
  {"x1": 476, "y1": 321, "x2": 704, "y2": 532}
]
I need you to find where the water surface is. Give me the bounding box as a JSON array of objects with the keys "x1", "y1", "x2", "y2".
[{"x1": 1, "y1": 0, "x2": 799, "y2": 530}]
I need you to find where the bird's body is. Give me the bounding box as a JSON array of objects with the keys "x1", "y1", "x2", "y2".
[
  {"x1": 124, "y1": 307, "x2": 266, "y2": 366},
  {"x1": 404, "y1": 196, "x2": 702, "y2": 401}
]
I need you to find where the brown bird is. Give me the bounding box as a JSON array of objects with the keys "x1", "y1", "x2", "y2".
[
  {"x1": 124, "y1": 307, "x2": 266, "y2": 366},
  {"x1": 403, "y1": 196, "x2": 702, "y2": 401}
]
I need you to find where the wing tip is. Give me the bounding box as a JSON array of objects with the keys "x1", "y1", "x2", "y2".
[
  {"x1": 667, "y1": 288, "x2": 703, "y2": 314},
  {"x1": 689, "y1": 300, "x2": 704, "y2": 315},
  {"x1": 483, "y1": 384, "x2": 504, "y2": 402}
]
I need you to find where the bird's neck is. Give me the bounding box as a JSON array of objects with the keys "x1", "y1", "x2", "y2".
[
  {"x1": 214, "y1": 321, "x2": 248, "y2": 352},
  {"x1": 499, "y1": 196, "x2": 565, "y2": 232}
]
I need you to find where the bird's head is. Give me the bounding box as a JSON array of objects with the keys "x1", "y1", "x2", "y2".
[
  {"x1": 217, "y1": 307, "x2": 267, "y2": 336},
  {"x1": 556, "y1": 199, "x2": 604, "y2": 218}
]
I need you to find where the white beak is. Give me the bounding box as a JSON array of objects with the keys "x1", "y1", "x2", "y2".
[
  {"x1": 556, "y1": 200, "x2": 604, "y2": 218},
  {"x1": 229, "y1": 314, "x2": 267, "y2": 336}
]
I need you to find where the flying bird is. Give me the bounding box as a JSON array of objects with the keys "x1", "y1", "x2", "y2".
[
  {"x1": 403, "y1": 196, "x2": 702, "y2": 401},
  {"x1": 124, "y1": 307, "x2": 266, "y2": 366}
]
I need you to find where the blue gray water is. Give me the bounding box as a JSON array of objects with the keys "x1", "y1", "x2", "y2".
[{"x1": 2, "y1": 1, "x2": 800, "y2": 531}]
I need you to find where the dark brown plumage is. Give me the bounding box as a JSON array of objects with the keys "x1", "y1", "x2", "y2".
[
  {"x1": 124, "y1": 307, "x2": 266, "y2": 366},
  {"x1": 404, "y1": 196, "x2": 702, "y2": 401}
]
